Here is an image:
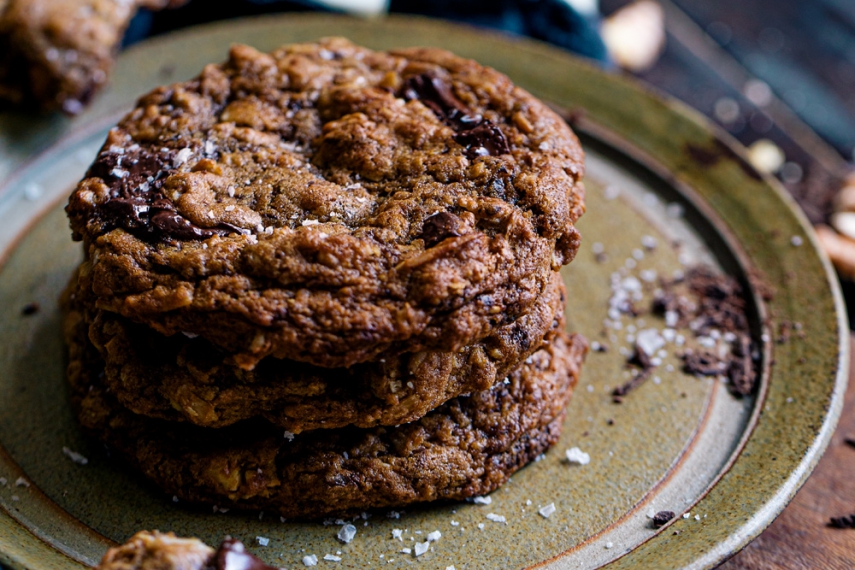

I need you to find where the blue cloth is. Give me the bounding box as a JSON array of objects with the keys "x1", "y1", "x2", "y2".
[{"x1": 127, "y1": 0, "x2": 609, "y2": 64}]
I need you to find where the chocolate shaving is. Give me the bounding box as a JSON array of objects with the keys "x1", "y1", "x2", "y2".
[
  {"x1": 402, "y1": 72, "x2": 509, "y2": 158},
  {"x1": 658, "y1": 266, "x2": 760, "y2": 397},
  {"x1": 829, "y1": 515, "x2": 855, "y2": 529},
  {"x1": 682, "y1": 350, "x2": 725, "y2": 376},
  {"x1": 613, "y1": 347, "x2": 655, "y2": 398},
  {"x1": 652, "y1": 510, "x2": 675, "y2": 528}
]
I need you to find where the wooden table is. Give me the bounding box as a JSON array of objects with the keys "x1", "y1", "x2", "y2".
[{"x1": 720, "y1": 337, "x2": 855, "y2": 569}]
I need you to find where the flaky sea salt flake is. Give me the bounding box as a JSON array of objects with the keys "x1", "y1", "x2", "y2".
[
  {"x1": 337, "y1": 524, "x2": 357, "y2": 543},
  {"x1": 538, "y1": 503, "x2": 556, "y2": 518},
  {"x1": 414, "y1": 541, "x2": 430, "y2": 556}
]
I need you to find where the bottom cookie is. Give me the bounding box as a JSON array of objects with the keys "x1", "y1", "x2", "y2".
[{"x1": 65, "y1": 313, "x2": 586, "y2": 519}]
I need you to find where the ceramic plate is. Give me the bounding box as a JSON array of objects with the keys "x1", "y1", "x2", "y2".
[{"x1": 0, "y1": 14, "x2": 846, "y2": 570}]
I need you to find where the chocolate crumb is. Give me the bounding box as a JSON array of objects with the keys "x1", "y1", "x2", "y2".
[
  {"x1": 652, "y1": 510, "x2": 675, "y2": 528},
  {"x1": 21, "y1": 302, "x2": 40, "y2": 316},
  {"x1": 658, "y1": 267, "x2": 759, "y2": 396},
  {"x1": 682, "y1": 350, "x2": 723, "y2": 376},
  {"x1": 606, "y1": 418, "x2": 614, "y2": 426},
  {"x1": 829, "y1": 515, "x2": 855, "y2": 529}
]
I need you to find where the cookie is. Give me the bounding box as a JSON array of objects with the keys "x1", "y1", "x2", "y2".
[
  {"x1": 66, "y1": 309, "x2": 587, "y2": 519},
  {"x1": 66, "y1": 37, "x2": 585, "y2": 369},
  {"x1": 83, "y1": 272, "x2": 566, "y2": 431},
  {"x1": 0, "y1": 0, "x2": 185, "y2": 113}
]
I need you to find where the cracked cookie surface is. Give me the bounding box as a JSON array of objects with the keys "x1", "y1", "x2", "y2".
[{"x1": 66, "y1": 38, "x2": 585, "y2": 368}]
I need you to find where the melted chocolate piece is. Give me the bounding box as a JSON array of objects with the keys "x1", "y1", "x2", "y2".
[
  {"x1": 210, "y1": 538, "x2": 277, "y2": 570},
  {"x1": 402, "y1": 73, "x2": 509, "y2": 158},
  {"x1": 402, "y1": 73, "x2": 477, "y2": 128},
  {"x1": 87, "y1": 145, "x2": 248, "y2": 243},
  {"x1": 420, "y1": 211, "x2": 463, "y2": 247},
  {"x1": 454, "y1": 121, "x2": 510, "y2": 159}
]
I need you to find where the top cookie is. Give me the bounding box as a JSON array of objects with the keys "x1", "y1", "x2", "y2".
[{"x1": 67, "y1": 38, "x2": 585, "y2": 368}]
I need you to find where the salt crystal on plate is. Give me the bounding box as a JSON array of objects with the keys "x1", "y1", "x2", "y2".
[
  {"x1": 337, "y1": 524, "x2": 356, "y2": 543},
  {"x1": 565, "y1": 447, "x2": 590, "y2": 465}
]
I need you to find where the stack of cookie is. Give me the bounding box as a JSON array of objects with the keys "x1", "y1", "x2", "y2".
[{"x1": 63, "y1": 38, "x2": 588, "y2": 518}]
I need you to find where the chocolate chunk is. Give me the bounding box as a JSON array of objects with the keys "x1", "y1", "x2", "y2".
[
  {"x1": 21, "y1": 302, "x2": 39, "y2": 316},
  {"x1": 652, "y1": 510, "x2": 675, "y2": 528},
  {"x1": 402, "y1": 72, "x2": 475, "y2": 127},
  {"x1": 210, "y1": 538, "x2": 277, "y2": 570},
  {"x1": 84, "y1": 145, "x2": 249, "y2": 243},
  {"x1": 829, "y1": 515, "x2": 855, "y2": 529},
  {"x1": 420, "y1": 211, "x2": 464, "y2": 247},
  {"x1": 454, "y1": 121, "x2": 510, "y2": 159},
  {"x1": 402, "y1": 72, "x2": 509, "y2": 158}
]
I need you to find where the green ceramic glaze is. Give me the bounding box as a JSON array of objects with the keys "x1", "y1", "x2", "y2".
[{"x1": 0, "y1": 14, "x2": 846, "y2": 570}]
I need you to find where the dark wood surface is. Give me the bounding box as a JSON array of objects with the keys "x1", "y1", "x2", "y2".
[{"x1": 719, "y1": 337, "x2": 855, "y2": 569}]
